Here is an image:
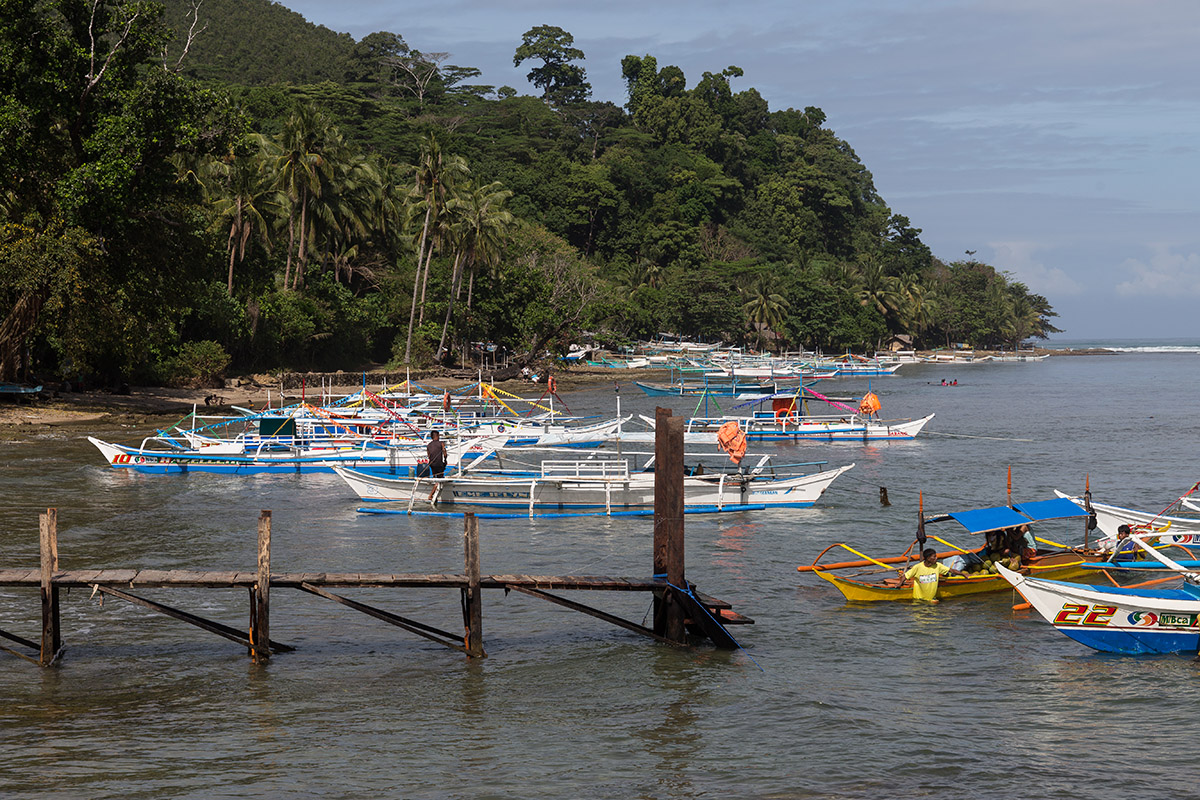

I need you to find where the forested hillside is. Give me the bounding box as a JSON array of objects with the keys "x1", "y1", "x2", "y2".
[{"x1": 0, "y1": 0, "x2": 1060, "y2": 387}]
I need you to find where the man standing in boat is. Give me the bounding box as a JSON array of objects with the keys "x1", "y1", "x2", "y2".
[
  {"x1": 902, "y1": 549, "x2": 968, "y2": 602},
  {"x1": 425, "y1": 430, "x2": 447, "y2": 478}
]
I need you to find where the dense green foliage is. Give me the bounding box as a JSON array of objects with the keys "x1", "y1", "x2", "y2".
[{"x1": 0, "y1": 0, "x2": 1060, "y2": 386}]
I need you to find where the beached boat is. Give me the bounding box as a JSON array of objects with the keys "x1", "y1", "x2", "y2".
[
  {"x1": 998, "y1": 546, "x2": 1200, "y2": 654},
  {"x1": 802, "y1": 497, "x2": 1097, "y2": 602},
  {"x1": 982, "y1": 352, "x2": 1050, "y2": 362},
  {"x1": 334, "y1": 458, "x2": 854, "y2": 512},
  {"x1": 0, "y1": 382, "x2": 42, "y2": 397}
]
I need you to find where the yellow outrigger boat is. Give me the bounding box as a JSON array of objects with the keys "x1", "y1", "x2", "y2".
[{"x1": 800, "y1": 496, "x2": 1100, "y2": 602}]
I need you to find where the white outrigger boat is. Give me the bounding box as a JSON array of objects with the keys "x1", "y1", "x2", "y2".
[
  {"x1": 633, "y1": 412, "x2": 934, "y2": 442},
  {"x1": 87, "y1": 432, "x2": 505, "y2": 475},
  {"x1": 621, "y1": 382, "x2": 934, "y2": 443},
  {"x1": 998, "y1": 534, "x2": 1200, "y2": 655},
  {"x1": 1054, "y1": 487, "x2": 1200, "y2": 549},
  {"x1": 334, "y1": 456, "x2": 854, "y2": 513}
]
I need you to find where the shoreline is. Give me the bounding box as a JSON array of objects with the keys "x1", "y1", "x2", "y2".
[{"x1": 0, "y1": 347, "x2": 1116, "y2": 429}]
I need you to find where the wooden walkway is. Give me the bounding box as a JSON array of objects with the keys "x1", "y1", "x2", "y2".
[
  {"x1": 2, "y1": 409, "x2": 752, "y2": 668},
  {"x1": 0, "y1": 570, "x2": 663, "y2": 591}
]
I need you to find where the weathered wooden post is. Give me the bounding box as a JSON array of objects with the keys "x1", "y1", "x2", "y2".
[
  {"x1": 653, "y1": 408, "x2": 687, "y2": 643},
  {"x1": 252, "y1": 510, "x2": 271, "y2": 664},
  {"x1": 462, "y1": 513, "x2": 485, "y2": 658},
  {"x1": 39, "y1": 508, "x2": 61, "y2": 666}
]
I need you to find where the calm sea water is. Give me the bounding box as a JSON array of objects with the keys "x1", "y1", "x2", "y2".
[{"x1": 2, "y1": 353, "x2": 1199, "y2": 799}]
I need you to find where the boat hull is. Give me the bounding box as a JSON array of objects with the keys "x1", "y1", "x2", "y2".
[
  {"x1": 814, "y1": 553, "x2": 1089, "y2": 602},
  {"x1": 336, "y1": 463, "x2": 853, "y2": 511},
  {"x1": 998, "y1": 564, "x2": 1200, "y2": 654},
  {"x1": 736, "y1": 413, "x2": 933, "y2": 441},
  {"x1": 88, "y1": 435, "x2": 502, "y2": 475}
]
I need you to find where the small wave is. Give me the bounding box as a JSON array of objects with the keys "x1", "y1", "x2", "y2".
[
  {"x1": 1043, "y1": 339, "x2": 1200, "y2": 354},
  {"x1": 1103, "y1": 346, "x2": 1200, "y2": 354}
]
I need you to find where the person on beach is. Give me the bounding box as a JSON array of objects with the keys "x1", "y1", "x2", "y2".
[
  {"x1": 902, "y1": 548, "x2": 968, "y2": 602},
  {"x1": 424, "y1": 430, "x2": 447, "y2": 478}
]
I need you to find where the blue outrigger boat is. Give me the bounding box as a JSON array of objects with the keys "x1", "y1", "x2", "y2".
[{"x1": 1000, "y1": 539, "x2": 1200, "y2": 655}]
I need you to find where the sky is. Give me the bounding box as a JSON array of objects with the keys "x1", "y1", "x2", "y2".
[{"x1": 281, "y1": 0, "x2": 1200, "y2": 341}]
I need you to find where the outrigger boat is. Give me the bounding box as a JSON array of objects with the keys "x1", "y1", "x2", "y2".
[
  {"x1": 635, "y1": 412, "x2": 934, "y2": 443},
  {"x1": 999, "y1": 534, "x2": 1200, "y2": 654},
  {"x1": 334, "y1": 455, "x2": 854, "y2": 513},
  {"x1": 800, "y1": 496, "x2": 1098, "y2": 602},
  {"x1": 1055, "y1": 485, "x2": 1200, "y2": 549},
  {"x1": 88, "y1": 432, "x2": 505, "y2": 475},
  {"x1": 624, "y1": 386, "x2": 932, "y2": 443}
]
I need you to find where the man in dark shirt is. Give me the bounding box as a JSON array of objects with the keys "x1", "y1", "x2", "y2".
[{"x1": 425, "y1": 430, "x2": 447, "y2": 478}]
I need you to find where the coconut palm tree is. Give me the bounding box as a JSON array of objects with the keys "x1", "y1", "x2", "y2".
[
  {"x1": 741, "y1": 275, "x2": 790, "y2": 351},
  {"x1": 206, "y1": 135, "x2": 273, "y2": 295},
  {"x1": 898, "y1": 278, "x2": 940, "y2": 347},
  {"x1": 308, "y1": 150, "x2": 380, "y2": 284},
  {"x1": 436, "y1": 180, "x2": 515, "y2": 361},
  {"x1": 274, "y1": 106, "x2": 339, "y2": 290},
  {"x1": 403, "y1": 134, "x2": 468, "y2": 363}
]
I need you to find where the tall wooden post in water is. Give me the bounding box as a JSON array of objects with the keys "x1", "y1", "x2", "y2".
[
  {"x1": 39, "y1": 508, "x2": 61, "y2": 666},
  {"x1": 653, "y1": 408, "x2": 686, "y2": 642},
  {"x1": 252, "y1": 510, "x2": 271, "y2": 664},
  {"x1": 462, "y1": 513, "x2": 485, "y2": 657}
]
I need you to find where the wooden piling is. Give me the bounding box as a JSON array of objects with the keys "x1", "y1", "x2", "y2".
[
  {"x1": 462, "y1": 513, "x2": 485, "y2": 657},
  {"x1": 653, "y1": 408, "x2": 687, "y2": 643},
  {"x1": 39, "y1": 509, "x2": 61, "y2": 666},
  {"x1": 253, "y1": 510, "x2": 271, "y2": 664}
]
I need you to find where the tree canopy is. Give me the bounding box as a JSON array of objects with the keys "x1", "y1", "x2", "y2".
[{"x1": 0, "y1": 0, "x2": 1060, "y2": 386}]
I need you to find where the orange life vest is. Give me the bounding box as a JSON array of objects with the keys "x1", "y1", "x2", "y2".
[
  {"x1": 858, "y1": 392, "x2": 881, "y2": 415},
  {"x1": 717, "y1": 420, "x2": 747, "y2": 465}
]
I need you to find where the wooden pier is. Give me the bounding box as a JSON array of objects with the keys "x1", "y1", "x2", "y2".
[{"x1": 0, "y1": 408, "x2": 752, "y2": 666}]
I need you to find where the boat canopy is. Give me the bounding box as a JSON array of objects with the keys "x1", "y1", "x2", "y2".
[
  {"x1": 947, "y1": 497, "x2": 1088, "y2": 535},
  {"x1": 947, "y1": 506, "x2": 1030, "y2": 535},
  {"x1": 1011, "y1": 497, "x2": 1088, "y2": 522}
]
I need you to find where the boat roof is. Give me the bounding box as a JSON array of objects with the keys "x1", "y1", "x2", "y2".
[
  {"x1": 945, "y1": 497, "x2": 1086, "y2": 534},
  {"x1": 1011, "y1": 497, "x2": 1090, "y2": 521}
]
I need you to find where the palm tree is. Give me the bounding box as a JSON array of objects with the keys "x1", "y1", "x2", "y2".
[
  {"x1": 274, "y1": 106, "x2": 338, "y2": 290},
  {"x1": 741, "y1": 275, "x2": 790, "y2": 351},
  {"x1": 403, "y1": 134, "x2": 468, "y2": 363},
  {"x1": 207, "y1": 135, "x2": 273, "y2": 295},
  {"x1": 460, "y1": 181, "x2": 515, "y2": 306},
  {"x1": 436, "y1": 180, "x2": 515, "y2": 361},
  {"x1": 309, "y1": 150, "x2": 380, "y2": 284},
  {"x1": 854, "y1": 254, "x2": 902, "y2": 329},
  {"x1": 898, "y1": 278, "x2": 940, "y2": 347}
]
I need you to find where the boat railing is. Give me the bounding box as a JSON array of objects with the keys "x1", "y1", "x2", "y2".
[{"x1": 541, "y1": 460, "x2": 631, "y2": 481}]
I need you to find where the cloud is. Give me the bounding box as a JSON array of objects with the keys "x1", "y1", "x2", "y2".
[
  {"x1": 988, "y1": 241, "x2": 1085, "y2": 296},
  {"x1": 1115, "y1": 247, "x2": 1200, "y2": 296}
]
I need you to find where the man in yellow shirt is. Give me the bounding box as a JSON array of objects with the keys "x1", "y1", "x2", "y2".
[{"x1": 902, "y1": 548, "x2": 968, "y2": 602}]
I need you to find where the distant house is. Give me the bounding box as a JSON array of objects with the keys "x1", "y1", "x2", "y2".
[{"x1": 882, "y1": 334, "x2": 913, "y2": 352}]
